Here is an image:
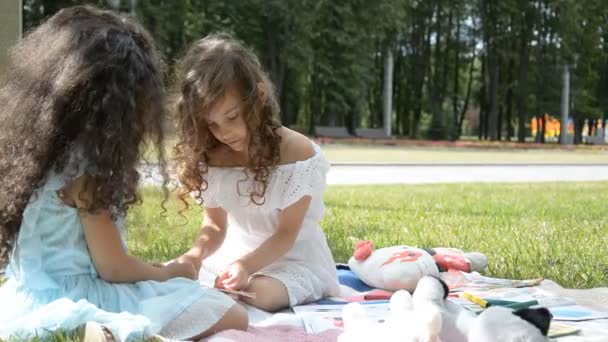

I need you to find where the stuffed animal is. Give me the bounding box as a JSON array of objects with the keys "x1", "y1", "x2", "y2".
[
  {"x1": 348, "y1": 241, "x2": 487, "y2": 292},
  {"x1": 422, "y1": 276, "x2": 552, "y2": 342},
  {"x1": 338, "y1": 276, "x2": 552, "y2": 342},
  {"x1": 338, "y1": 287, "x2": 443, "y2": 342}
]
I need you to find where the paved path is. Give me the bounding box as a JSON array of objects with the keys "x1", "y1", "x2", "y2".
[
  {"x1": 326, "y1": 163, "x2": 608, "y2": 185},
  {"x1": 140, "y1": 163, "x2": 608, "y2": 185}
]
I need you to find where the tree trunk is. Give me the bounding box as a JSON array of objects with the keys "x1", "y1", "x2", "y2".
[
  {"x1": 428, "y1": 1, "x2": 446, "y2": 139},
  {"x1": 503, "y1": 41, "x2": 515, "y2": 141},
  {"x1": 478, "y1": 57, "x2": 487, "y2": 140},
  {"x1": 457, "y1": 52, "x2": 476, "y2": 138},
  {"x1": 540, "y1": 115, "x2": 546, "y2": 143},
  {"x1": 506, "y1": 85, "x2": 514, "y2": 141},
  {"x1": 498, "y1": 104, "x2": 503, "y2": 140},
  {"x1": 350, "y1": 80, "x2": 368, "y2": 135},
  {"x1": 451, "y1": 10, "x2": 462, "y2": 140},
  {"x1": 410, "y1": 16, "x2": 431, "y2": 139},
  {"x1": 263, "y1": 17, "x2": 288, "y2": 124},
  {"x1": 516, "y1": 2, "x2": 535, "y2": 143},
  {"x1": 480, "y1": 0, "x2": 497, "y2": 141},
  {"x1": 382, "y1": 39, "x2": 395, "y2": 137},
  {"x1": 309, "y1": 71, "x2": 321, "y2": 134},
  {"x1": 394, "y1": 47, "x2": 410, "y2": 136},
  {"x1": 516, "y1": 39, "x2": 531, "y2": 142},
  {"x1": 560, "y1": 64, "x2": 570, "y2": 144},
  {"x1": 487, "y1": 44, "x2": 499, "y2": 140}
]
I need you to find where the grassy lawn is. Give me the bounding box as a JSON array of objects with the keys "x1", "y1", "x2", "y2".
[
  {"x1": 1, "y1": 182, "x2": 606, "y2": 340},
  {"x1": 321, "y1": 144, "x2": 608, "y2": 164},
  {"x1": 129, "y1": 182, "x2": 608, "y2": 289}
]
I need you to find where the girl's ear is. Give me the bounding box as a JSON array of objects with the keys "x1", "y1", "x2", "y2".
[{"x1": 257, "y1": 82, "x2": 268, "y2": 105}]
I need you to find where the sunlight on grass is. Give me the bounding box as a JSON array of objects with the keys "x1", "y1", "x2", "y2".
[
  {"x1": 321, "y1": 183, "x2": 608, "y2": 289},
  {"x1": 126, "y1": 188, "x2": 201, "y2": 262},
  {"x1": 128, "y1": 182, "x2": 608, "y2": 289},
  {"x1": 3, "y1": 182, "x2": 606, "y2": 341}
]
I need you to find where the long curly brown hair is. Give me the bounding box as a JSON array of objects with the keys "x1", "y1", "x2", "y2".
[
  {"x1": 173, "y1": 33, "x2": 282, "y2": 206},
  {"x1": 0, "y1": 5, "x2": 169, "y2": 267}
]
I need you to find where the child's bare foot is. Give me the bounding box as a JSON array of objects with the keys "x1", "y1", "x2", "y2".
[{"x1": 77, "y1": 321, "x2": 114, "y2": 342}]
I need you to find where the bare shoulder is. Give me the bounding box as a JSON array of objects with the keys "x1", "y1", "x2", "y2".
[
  {"x1": 278, "y1": 127, "x2": 316, "y2": 164},
  {"x1": 205, "y1": 145, "x2": 238, "y2": 166}
]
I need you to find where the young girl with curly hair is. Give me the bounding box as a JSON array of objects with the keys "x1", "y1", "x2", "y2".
[
  {"x1": 0, "y1": 7, "x2": 246, "y2": 340},
  {"x1": 173, "y1": 33, "x2": 340, "y2": 312}
]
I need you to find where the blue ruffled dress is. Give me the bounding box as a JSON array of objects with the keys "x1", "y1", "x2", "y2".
[{"x1": 0, "y1": 155, "x2": 234, "y2": 341}]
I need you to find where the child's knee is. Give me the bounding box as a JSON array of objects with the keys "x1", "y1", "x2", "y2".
[
  {"x1": 243, "y1": 293, "x2": 285, "y2": 312},
  {"x1": 223, "y1": 303, "x2": 249, "y2": 331},
  {"x1": 243, "y1": 278, "x2": 290, "y2": 312}
]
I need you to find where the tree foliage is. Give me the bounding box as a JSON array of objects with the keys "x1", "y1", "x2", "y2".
[{"x1": 21, "y1": 0, "x2": 608, "y2": 142}]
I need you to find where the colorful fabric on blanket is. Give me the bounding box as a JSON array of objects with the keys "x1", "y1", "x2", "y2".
[
  {"x1": 336, "y1": 265, "x2": 373, "y2": 292},
  {"x1": 204, "y1": 325, "x2": 341, "y2": 342}
]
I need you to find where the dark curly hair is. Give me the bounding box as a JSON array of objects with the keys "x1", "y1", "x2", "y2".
[
  {"x1": 173, "y1": 33, "x2": 281, "y2": 206},
  {"x1": 0, "y1": 5, "x2": 169, "y2": 267}
]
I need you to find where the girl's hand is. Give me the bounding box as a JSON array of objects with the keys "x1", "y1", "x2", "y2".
[
  {"x1": 165, "y1": 261, "x2": 198, "y2": 280},
  {"x1": 215, "y1": 262, "x2": 250, "y2": 290},
  {"x1": 175, "y1": 252, "x2": 202, "y2": 274}
]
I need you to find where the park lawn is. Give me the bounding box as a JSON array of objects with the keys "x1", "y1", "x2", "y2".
[
  {"x1": 321, "y1": 144, "x2": 608, "y2": 164},
  {"x1": 1, "y1": 181, "x2": 606, "y2": 341},
  {"x1": 129, "y1": 182, "x2": 608, "y2": 289}
]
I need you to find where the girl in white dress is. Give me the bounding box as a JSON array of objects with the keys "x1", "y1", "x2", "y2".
[{"x1": 172, "y1": 33, "x2": 340, "y2": 312}]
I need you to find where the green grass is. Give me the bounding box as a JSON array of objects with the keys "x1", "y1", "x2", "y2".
[
  {"x1": 321, "y1": 183, "x2": 608, "y2": 289},
  {"x1": 2, "y1": 182, "x2": 607, "y2": 341},
  {"x1": 322, "y1": 144, "x2": 608, "y2": 163},
  {"x1": 128, "y1": 183, "x2": 608, "y2": 289},
  {"x1": 1, "y1": 331, "x2": 80, "y2": 342}
]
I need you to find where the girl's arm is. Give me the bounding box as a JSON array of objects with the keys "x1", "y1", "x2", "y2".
[
  {"x1": 218, "y1": 195, "x2": 311, "y2": 290},
  {"x1": 81, "y1": 210, "x2": 196, "y2": 282},
  {"x1": 219, "y1": 130, "x2": 318, "y2": 290},
  {"x1": 239, "y1": 195, "x2": 311, "y2": 273},
  {"x1": 62, "y1": 176, "x2": 196, "y2": 283},
  {"x1": 178, "y1": 206, "x2": 228, "y2": 270}
]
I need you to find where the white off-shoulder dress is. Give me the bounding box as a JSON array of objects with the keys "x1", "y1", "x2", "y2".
[{"x1": 197, "y1": 142, "x2": 340, "y2": 306}]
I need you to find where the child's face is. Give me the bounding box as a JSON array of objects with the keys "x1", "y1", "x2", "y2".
[{"x1": 204, "y1": 86, "x2": 249, "y2": 152}]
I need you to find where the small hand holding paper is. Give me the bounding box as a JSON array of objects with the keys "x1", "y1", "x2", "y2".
[{"x1": 215, "y1": 262, "x2": 250, "y2": 291}]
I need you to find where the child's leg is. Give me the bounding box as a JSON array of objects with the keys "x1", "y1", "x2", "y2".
[
  {"x1": 159, "y1": 299, "x2": 248, "y2": 340},
  {"x1": 190, "y1": 303, "x2": 248, "y2": 339},
  {"x1": 241, "y1": 275, "x2": 290, "y2": 312}
]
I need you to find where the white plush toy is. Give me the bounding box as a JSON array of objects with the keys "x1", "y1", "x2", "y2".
[
  {"x1": 414, "y1": 276, "x2": 552, "y2": 342},
  {"x1": 338, "y1": 288, "x2": 443, "y2": 342},
  {"x1": 348, "y1": 241, "x2": 487, "y2": 292},
  {"x1": 339, "y1": 276, "x2": 552, "y2": 342}
]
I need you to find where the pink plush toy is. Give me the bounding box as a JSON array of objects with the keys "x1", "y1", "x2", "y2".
[{"x1": 349, "y1": 241, "x2": 487, "y2": 292}]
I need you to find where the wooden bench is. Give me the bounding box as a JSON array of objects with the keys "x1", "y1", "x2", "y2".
[
  {"x1": 314, "y1": 126, "x2": 352, "y2": 138},
  {"x1": 355, "y1": 128, "x2": 391, "y2": 139},
  {"x1": 587, "y1": 133, "x2": 605, "y2": 145}
]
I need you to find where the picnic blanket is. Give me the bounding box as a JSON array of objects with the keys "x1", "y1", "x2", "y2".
[
  {"x1": 205, "y1": 325, "x2": 341, "y2": 342},
  {"x1": 200, "y1": 268, "x2": 608, "y2": 342},
  {"x1": 539, "y1": 280, "x2": 608, "y2": 310},
  {"x1": 538, "y1": 280, "x2": 608, "y2": 341}
]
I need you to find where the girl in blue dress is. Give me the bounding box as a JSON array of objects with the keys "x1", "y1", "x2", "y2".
[{"x1": 0, "y1": 6, "x2": 247, "y2": 341}]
